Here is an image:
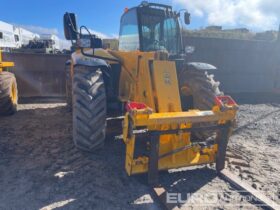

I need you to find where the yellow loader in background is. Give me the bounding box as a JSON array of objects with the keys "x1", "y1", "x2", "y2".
[
  {"x1": 63, "y1": 2, "x2": 237, "y2": 184},
  {"x1": 0, "y1": 50, "x2": 18, "y2": 115}
]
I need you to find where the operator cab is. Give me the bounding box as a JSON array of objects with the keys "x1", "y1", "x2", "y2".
[{"x1": 119, "y1": 2, "x2": 190, "y2": 56}]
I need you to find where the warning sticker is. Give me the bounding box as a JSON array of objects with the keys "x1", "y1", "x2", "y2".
[{"x1": 197, "y1": 111, "x2": 213, "y2": 116}]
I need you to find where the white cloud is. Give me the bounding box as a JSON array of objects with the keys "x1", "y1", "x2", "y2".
[
  {"x1": 111, "y1": 33, "x2": 119, "y2": 39},
  {"x1": 173, "y1": 0, "x2": 280, "y2": 30},
  {"x1": 87, "y1": 29, "x2": 110, "y2": 39},
  {"x1": 16, "y1": 24, "x2": 113, "y2": 39},
  {"x1": 15, "y1": 24, "x2": 59, "y2": 35},
  {"x1": 59, "y1": 39, "x2": 72, "y2": 50}
]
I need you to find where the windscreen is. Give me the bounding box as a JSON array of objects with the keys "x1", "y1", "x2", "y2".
[
  {"x1": 119, "y1": 8, "x2": 181, "y2": 54},
  {"x1": 119, "y1": 9, "x2": 140, "y2": 51},
  {"x1": 140, "y1": 10, "x2": 180, "y2": 54}
]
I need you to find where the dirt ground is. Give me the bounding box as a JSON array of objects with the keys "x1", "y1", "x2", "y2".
[{"x1": 0, "y1": 103, "x2": 279, "y2": 210}]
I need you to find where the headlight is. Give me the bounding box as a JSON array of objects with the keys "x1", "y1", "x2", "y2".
[{"x1": 77, "y1": 38, "x2": 91, "y2": 48}]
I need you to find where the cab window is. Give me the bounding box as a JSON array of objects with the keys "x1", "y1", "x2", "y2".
[
  {"x1": 163, "y1": 18, "x2": 178, "y2": 54},
  {"x1": 14, "y1": 35, "x2": 19, "y2": 42},
  {"x1": 119, "y1": 9, "x2": 140, "y2": 51}
]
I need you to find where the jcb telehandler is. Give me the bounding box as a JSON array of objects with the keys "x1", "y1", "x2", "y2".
[
  {"x1": 0, "y1": 50, "x2": 18, "y2": 115},
  {"x1": 63, "y1": 2, "x2": 238, "y2": 184}
]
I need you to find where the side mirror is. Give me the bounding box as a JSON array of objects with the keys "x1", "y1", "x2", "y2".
[
  {"x1": 184, "y1": 12, "x2": 191, "y2": 25},
  {"x1": 63, "y1": 13, "x2": 78, "y2": 40},
  {"x1": 77, "y1": 36, "x2": 103, "y2": 49}
]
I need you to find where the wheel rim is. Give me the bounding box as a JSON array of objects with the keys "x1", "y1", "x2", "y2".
[{"x1": 10, "y1": 81, "x2": 17, "y2": 104}]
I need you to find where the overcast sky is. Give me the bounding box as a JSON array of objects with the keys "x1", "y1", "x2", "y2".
[{"x1": 0, "y1": 0, "x2": 279, "y2": 39}]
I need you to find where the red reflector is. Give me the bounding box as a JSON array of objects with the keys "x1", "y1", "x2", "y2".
[
  {"x1": 215, "y1": 96, "x2": 237, "y2": 107},
  {"x1": 126, "y1": 102, "x2": 148, "y2": 111}
]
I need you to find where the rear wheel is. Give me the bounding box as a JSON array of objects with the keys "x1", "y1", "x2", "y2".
[
  {"x1": 72, "y1": 65, "x2": 107, "y2": 151},
  {"x1": 179, "y1": 70, "x2": 222, "y2": 140},
  {"x1": 179, "y1": 70, "x2": 223, "y2": 141},
  {"x1": 179, "y1": 70, "x2": 227, "y2": 171},
  {"x1": 0, "y1": 71, "x2": 18, "y2": 115},
  {"x1": 179, "y1": 70, "x2": 222, "y2": 111}
]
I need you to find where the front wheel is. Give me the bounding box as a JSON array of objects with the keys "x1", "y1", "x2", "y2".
[
  {"x1": 72, "y1": 65, "x2": 107, "y2": 152},
  {"x1": 0, "y1": 72, "x2": 18, "y2": 115}
]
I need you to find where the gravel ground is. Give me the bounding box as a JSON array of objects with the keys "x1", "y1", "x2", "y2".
[
  {"x1": 0, "y1": 103, "x2": 279, "y2": 210},
  {"x1": 228, "y1": 104, "x2": 280, "y2": 203}
]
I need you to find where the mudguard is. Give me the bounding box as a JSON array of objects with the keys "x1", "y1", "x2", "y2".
[
  {"x1": 71, "y1": 51, "x2": 109, "y2": 68},
  {"x1": 70, "y1": 49, "x2": 122, "y2": 101},
  {"x1": 71, "y1": 48, "x2": 119, "y2": 68},
  {"x1": 186, "y1": 62, "x2": 217, "y2": 71}
]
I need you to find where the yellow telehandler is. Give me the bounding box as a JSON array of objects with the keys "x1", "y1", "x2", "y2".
[
  {"x1": 0, "y1": 50, "x2": 18, "y2": 115},
  {"x1": 63, "y1": 2, "x2": 237, "y2": 184}
]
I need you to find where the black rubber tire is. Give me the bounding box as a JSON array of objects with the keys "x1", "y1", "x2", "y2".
[
  {"x1": 179, "y1": 70, "x2": 222, "y2": 110},
  {"x1": 179, "y1": 70, "x2": 223, "y2": 140},
  {"x1": 72, "y1": 65, "x2": 107, "y2": 152},
  {"x1": 179, "y1": 70, "x2": 230, "y2": 171},
  {"x1": 65, "y1": 64, "x2": 72, "y2": 110},
  {"x1": 0, "y1": 71, "x2": 18, "y2": 116}
]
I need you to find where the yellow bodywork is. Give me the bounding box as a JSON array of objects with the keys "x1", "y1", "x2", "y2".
[
  {"x1": 123, "y1": 107, "x2": 236, "y2": 175},
  {"x1": 72, "y1": 49, "x2": 237, "y2": 176},
  {"x1": 0, "y1": 50, "x2": 14, "y2": 73},
  {"x1": 108, "y1": 50, "x2": 237, "y2": 176},
  {"x1": 0, "y1": 50, "x2": 17, "y2": 107}
]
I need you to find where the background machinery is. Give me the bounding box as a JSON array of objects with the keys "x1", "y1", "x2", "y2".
[
  {"x1": 0, "y1": 50, "x2": 18, "y2": 115},
  {"x1": 63, "y1": 2, "x2": 238, "y2": 184}
]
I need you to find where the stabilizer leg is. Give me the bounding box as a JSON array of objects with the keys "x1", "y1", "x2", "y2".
[
  {"x1": 216, "y1": 122, "x2": 231, "y2": 172},
  {"x1": 148, "y1": 134, "x2": 160, "y2": 186}
]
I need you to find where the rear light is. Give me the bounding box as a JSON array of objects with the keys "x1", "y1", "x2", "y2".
[
  {"x1": 125, "y1": 102, "x2": 148, "y2": 112},
  {"x1": 215, "y1": 96, "x2": 237, "y2": 108}
]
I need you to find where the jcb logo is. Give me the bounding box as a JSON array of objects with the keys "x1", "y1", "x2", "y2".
[{"x1": 163, "y1": 72, "x2": 171, "y2": 85}]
